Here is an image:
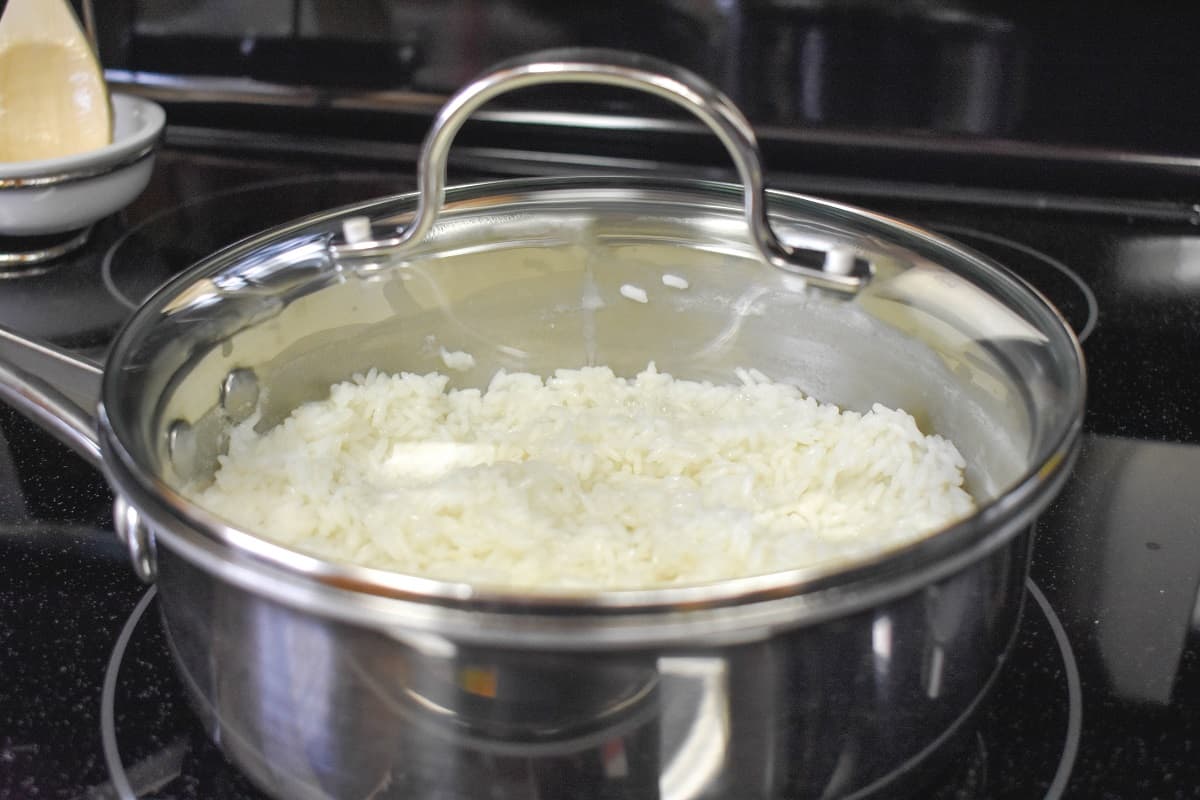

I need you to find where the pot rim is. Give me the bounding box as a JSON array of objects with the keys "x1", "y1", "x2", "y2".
[{"x1": 99, "y1": 175, "x2": 1087, "y2": 620}]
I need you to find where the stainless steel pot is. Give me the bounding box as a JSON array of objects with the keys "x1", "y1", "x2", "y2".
[{"x1": 0, "y1": 50, "x2": 1084, "y2": 799}]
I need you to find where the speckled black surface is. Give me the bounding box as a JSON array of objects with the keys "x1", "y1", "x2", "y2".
[{"x1": 3, "y1": 150, "x2": 1200, "y2": 799}]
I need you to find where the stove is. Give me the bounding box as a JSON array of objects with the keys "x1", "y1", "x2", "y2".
[
  {"x1": 5, "y1": 4, "x2": 1200, "y2": 796},
  {"x1": 2, "y1": 140, "x2": 1198, "y2": 799}
]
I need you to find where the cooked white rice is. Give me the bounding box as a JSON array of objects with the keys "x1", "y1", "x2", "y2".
[{"x1": 194, "y1": 364, "x2": 974, "y2": 590}]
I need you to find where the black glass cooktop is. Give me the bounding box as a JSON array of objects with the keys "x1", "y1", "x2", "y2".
[{"x1": 3, "y1": 147, "x2": 1200, "y2": 800}]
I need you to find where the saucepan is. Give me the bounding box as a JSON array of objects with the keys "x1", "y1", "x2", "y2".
[{"x1": 0, "y1": 49, "x2": 1084, "y2": 799}]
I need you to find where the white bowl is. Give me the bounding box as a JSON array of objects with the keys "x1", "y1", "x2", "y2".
[{"x1": 0, "y1": 93, "x2": 166, "y2": 237}]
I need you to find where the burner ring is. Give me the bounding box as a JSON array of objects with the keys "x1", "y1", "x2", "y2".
[
  {"x1": 932, "y1": 224, "x2": 1099, "y2": 344},
  {"x1": 1027, "y1": 577, "x2": 1083, "y2": 800},
  {"x1": 99, "y1": 173, "x2": 407, "y2": 312},
  {"x1": 100, "y1": 585, "x2": 158, "y2": 800}
]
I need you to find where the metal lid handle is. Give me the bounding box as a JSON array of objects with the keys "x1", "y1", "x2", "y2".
[{"x1": 331, "y1": 48, "x2": 870, "y2": 294}]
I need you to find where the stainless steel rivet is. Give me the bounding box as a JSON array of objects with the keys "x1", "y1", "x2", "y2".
[
  {"x1": 823, "y1": 247, "x2": 857, "y2": 276},
  {"x1": 220, "y1": 368, "x2": 260, "y2": 423},
  {"x1": 166, "y1": 419, "x2": 197, "y2": 481},
  {"x1": 113, "y1": 496, "x2": 157, "y2": 583}
]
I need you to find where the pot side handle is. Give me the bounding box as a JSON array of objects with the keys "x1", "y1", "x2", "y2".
[{"x1": 0, "y1": 325, "x2": 103, "y2": 469}]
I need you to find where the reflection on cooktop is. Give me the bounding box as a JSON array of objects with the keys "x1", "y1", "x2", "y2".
[
  {"x1": 1033, "y1": 433, "x2": 1200, "y2": 799},
  {"x1": 1035, "y1": 435, "x2": 1200, "y2": 705},
  {"x1": 1081, "y1": 233, "x2": 1200, "y2": 443}
]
